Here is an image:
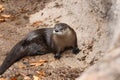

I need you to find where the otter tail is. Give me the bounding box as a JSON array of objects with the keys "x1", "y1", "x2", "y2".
[
  {"x1": 0, "y1": 39, "x2": 49, "y2": 75},
  {"x1": 0, "y1": 40, "x2": 29, "y2": 75}
]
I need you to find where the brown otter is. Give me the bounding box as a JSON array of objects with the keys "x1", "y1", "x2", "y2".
[
  {"x1": 0, "y1": 23, "x2": 80, "y2": 75},
  {"x1": 52, "y1": 23, "x2": 80, "y2": 58}
]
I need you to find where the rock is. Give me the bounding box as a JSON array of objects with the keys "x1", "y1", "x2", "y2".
[
  {"x1": 76, "y1": 0, "x2": 120, "y2": 80},
  {"x1": 76, "y1": 48, "x2": 120, "y2": 80}
]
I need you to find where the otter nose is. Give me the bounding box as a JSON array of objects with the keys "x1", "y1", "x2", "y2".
[{"x1": 55, "y1": 30, "x2": 59, "y2": 32}]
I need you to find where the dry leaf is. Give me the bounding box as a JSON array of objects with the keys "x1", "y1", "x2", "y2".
[
  {"x1": 0, "y1": 5, "x2": 3, "y2": 9},
  {"x1": 30, "y1": 62, "x2": 42, "y2": 67},
  {"x1": 36, "y1": 70, "x2": 45, "y2": 77},
  {"x1": 0, "y1": 5, "x2": 11, "y2": 22},
  {"x1": 10, "y1": 77, "x2": 17, "y2": 80},
  {"x1": 31, "y1": 21, "x2": 43, "y2": 27},
  {"x1": 24, "y1": 76, "x2": 31, "y2": 80},
  {"x1": 0, "y1": 18, "x2": 5, "y2": 22},
  {"x1": 30, "y1": 60, "x2": 47, "y2": 67},
  {"x1": 33, "y1": 76, "x2": 40, "y2": 80},
  {"x1": 0, "y1": 5, "x2": 5, "y2": 12},
  {"x1": 0, "y1": 78, "x2": 6, "y2": 80},
  {"x1": 0, "y1": 14, "x2": 12, "y2": 22},
  {"x1": 38, "y1": 60, "x2": 48, "y2": 63},
  {"x1": 1, "y1": 14, "x2": 11, "y2": 18}
]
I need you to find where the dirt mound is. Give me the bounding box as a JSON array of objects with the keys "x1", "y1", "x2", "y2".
[{"x1": 0, "y1": 0, "x2": 113, "y2": 80}]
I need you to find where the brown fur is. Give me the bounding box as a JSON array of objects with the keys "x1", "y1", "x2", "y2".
[
  {"x1": 53, "y1": 28, "x2": 76, "y2": 51},
  {"x1": 52, "y1": 23, "x2": 80, "y2": 59}
]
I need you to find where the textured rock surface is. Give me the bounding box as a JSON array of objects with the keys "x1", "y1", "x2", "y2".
[
  {"x1": 76, "y1": 48, "x2": 120, "y2": 80},
  {"x1": 76, "y1": 0, "x2": 120, "y2": 80}
]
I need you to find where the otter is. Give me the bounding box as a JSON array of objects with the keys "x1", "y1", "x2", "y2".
[{"x1": 0, "y1": 23, "x2": 80, "y2": 75}]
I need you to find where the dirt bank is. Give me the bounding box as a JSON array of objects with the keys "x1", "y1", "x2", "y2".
[{"x1": 0, "y1": 0, "x2": 112, "y2": 80}]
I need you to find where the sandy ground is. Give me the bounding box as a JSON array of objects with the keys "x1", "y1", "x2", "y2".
[{"x1": 0, "y1": 0, "x2": 110, "y2": 80}]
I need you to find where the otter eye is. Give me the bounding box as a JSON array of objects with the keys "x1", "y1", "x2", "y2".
[{"x1": 60, "y1": 28, "x2": 64, "y2": 31}]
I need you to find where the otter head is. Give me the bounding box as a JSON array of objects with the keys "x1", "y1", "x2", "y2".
[{"x1": 53, "y1": 23, "x2": 71, "y2": 36}]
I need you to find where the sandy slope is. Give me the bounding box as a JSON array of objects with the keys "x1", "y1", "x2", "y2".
[{"x1": 0, "y1": 0, "x2": 111, "y2": 79}]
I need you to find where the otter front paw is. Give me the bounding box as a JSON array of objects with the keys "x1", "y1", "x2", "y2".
[
  {"x1": 54, "y1": 53, "x2": 61, "y2": 59},
  {"x1": 72, "y1": 48, "x2": 80, "y2": 54}
]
